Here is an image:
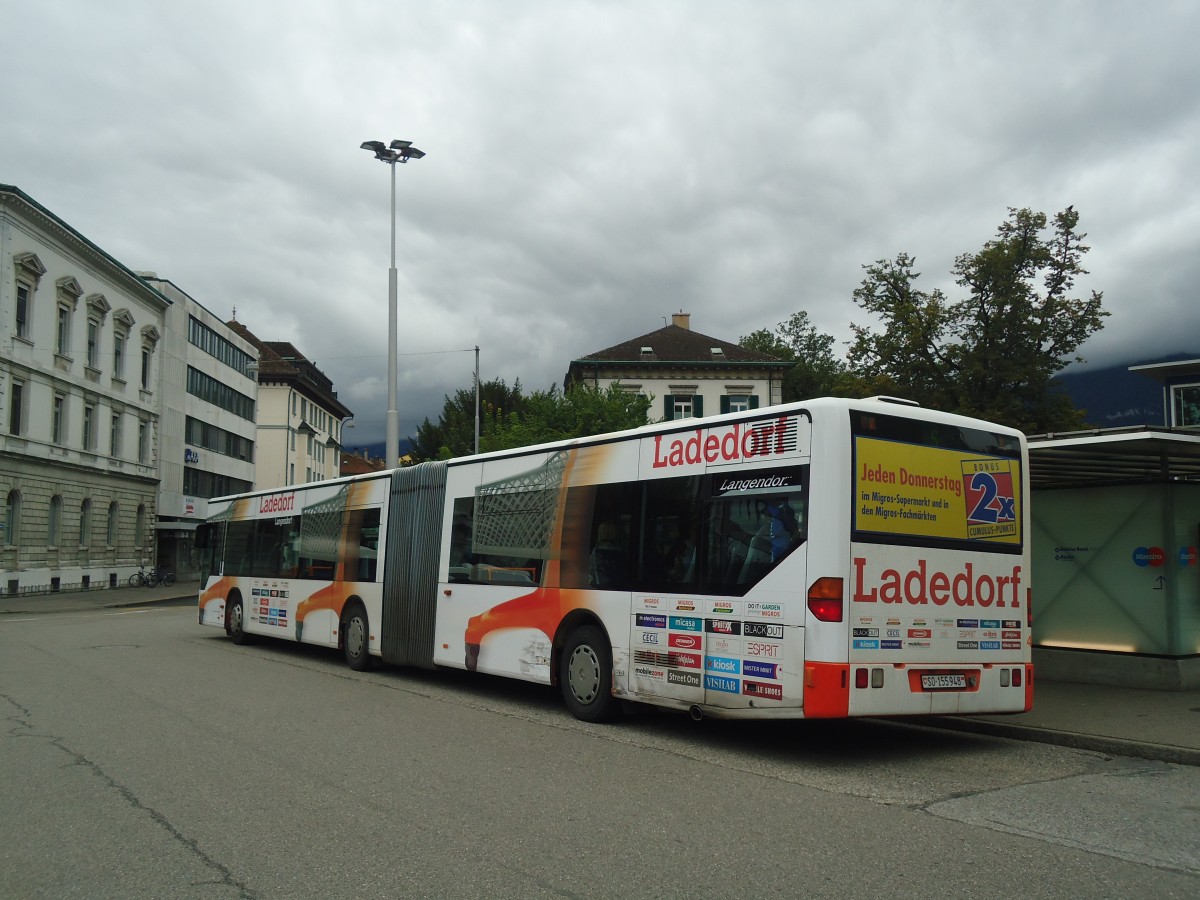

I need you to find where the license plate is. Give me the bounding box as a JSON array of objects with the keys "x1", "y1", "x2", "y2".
[{"x1": 921, "y1": 673, "x2": 967, "y2": 690}]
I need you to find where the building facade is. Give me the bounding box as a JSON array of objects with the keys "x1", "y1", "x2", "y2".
[
  {"x1": 1, "y1": 185, "x2": 167, "y2": 593},
  {"x1": 565, "y1": 313, "x2": 789, "y2": 420},
  {"x1": 140, "y1": 275, "x2": 258, "y2": 577},
  {"x1": 227, "y1": 322, "x2": 352, "y2": 489}
]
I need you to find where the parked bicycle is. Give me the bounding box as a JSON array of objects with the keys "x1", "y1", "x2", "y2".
[{"x1": 128, "y1": 564, "x2": 176, "y2": 588}]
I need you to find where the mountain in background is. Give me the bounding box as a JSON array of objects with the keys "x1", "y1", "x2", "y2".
[{"x1": 1054, "y1": 350, "x2": 1197, "y2": 431}]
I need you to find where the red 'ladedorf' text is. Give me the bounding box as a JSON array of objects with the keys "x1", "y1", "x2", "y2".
[
  {"x1": 653, "y1": 417, "x2": 793, "y2": 469},
  {"x1": 853, "y1": 557, "x2": 1022, "y2": 608},
  {"x1": 258, "y1": 493, "x2": 295, "y2": 514}
]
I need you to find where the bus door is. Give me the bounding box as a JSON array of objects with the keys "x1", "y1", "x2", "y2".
[{"x1": 702, "y1": 472, "x2": 808, "y2": 710}]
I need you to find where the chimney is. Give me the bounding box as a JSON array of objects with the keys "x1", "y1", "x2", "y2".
[{"x1": 671, "y1": 311, "x2": 691, "y2": 330}]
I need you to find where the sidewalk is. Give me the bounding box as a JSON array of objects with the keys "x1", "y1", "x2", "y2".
[{"x1": 3, "y1": 583, "x2": 1198, "y2": 766}]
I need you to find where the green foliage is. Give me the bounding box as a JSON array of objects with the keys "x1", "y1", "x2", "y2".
[
  {"x1": 411, "y1": 378, "x2": 526, "y2": 461},
  {"x1": 740, "y1": 310, "x2": 848, "y2": 402},
  {"x1": 847, "y1": 207, "x2": 1107, "y2": 432},
  {"x1": 410, "y1": 379, "x2": 650, "y2": 461}
]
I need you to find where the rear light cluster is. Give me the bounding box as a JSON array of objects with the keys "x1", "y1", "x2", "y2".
[
  {"x1": 807, "y1": 577, "x2": 843, "y2": 622},
  {"x1": 854, "y1": 667, "x2": 886, "y2": 689},
  {"x1": 1000, "y1": 667, "x2": 1023, "y2": 688}
]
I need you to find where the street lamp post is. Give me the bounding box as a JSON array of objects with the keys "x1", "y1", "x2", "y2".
[{"x1": 360, "y1": 138, "x2": 425, "y2": 467}]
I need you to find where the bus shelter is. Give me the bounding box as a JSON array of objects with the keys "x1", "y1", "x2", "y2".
[{"x1": 1029, "y1": 428, "x2": 1200, "y2": 689}]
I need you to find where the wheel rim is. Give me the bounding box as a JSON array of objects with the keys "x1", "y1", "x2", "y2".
[
  {"x1": 229, "y1": 602, "x2": 242, "y2": 635},
  {"x1": 346, "y1": 615, "x2": 365, "y2": 660},
  {"x1": 567, "y1": 643, "x2": 601, "y2": 704}
]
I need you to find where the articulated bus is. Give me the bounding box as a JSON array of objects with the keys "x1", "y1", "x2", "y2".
[{"x1": 197, "y1": 397, "x2": 1033, "y2": 722}]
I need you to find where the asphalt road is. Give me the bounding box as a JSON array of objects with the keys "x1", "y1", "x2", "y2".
[{"x1": 2, "y1": 603, "x2": 1198, "y2": 899}]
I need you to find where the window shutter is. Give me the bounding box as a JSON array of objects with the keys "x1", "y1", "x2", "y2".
[
  {"x1": 663, "y1": 394, "x2": 675, "y2": 421},
  {"x1": 720, "y1": 396, "x2": 730, "y2": 414},
  {"x1": 749, "y1": 395, "x2": 760, "y2": 410},
  {"x1": 693, "y1": 395, "x2": 703, "y2": 417}
]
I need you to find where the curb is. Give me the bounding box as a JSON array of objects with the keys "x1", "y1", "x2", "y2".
[
  {"x1": 911, "y1": 715, "x2": 1200, "y2": 767},
  {"x1": 105, "y1": 595, "x2": 195, "y2": 609}
]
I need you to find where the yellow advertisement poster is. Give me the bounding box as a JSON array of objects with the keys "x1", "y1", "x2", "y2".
[{"x1": 854, "y1": 437, "x2": 1021, "y2": 545}]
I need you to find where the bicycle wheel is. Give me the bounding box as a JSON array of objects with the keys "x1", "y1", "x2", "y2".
[
  {"x1": 128, "y1": 572, "x2": 146, "y2": 588},
  {"x1": 161, "y1": 572, "x2": 176, "y2": 587}
]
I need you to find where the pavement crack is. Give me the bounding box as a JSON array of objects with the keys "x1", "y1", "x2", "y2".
[{"x1": 1, "y1": 691, "x2": 258, "y2": 900}]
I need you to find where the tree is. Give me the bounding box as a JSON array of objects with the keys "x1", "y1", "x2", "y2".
[
  {"x1": 411, "y1": 379, "x2": 650, "y2": 460},
  {"x1": 847, "y1": 207, "x2": 1107, "y2": 433},
  {"x1": 740, "y1": 311, "x2": 847, "y2": 402},
  {"x1": 411, "y1": 378, "x2": 526, "y2": 461},
  {"x1": 484, "y1": 382, "x2": 651, "y2": 451}
]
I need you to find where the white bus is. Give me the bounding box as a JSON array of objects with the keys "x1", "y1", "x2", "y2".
[{"x1": 197, "y1": 397, "x2": 1032, "y2": 722}]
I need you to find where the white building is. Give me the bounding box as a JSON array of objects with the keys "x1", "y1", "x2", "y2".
[
  {"x1": 1, "y1": 184, "x2": 167, "y2": 593},
  {"x1": 139, "y1": 275, "x2": 258, "y2": 577},
  {"x1": 565, "y1": 312, "x2": 789, "y2": 419},
  {"x1": 226, "y1": 321, "x2": 352, "y2": 489}
]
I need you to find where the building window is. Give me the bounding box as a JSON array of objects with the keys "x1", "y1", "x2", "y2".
[
  {"x1": 141, "y1": 347, "x2": 152, "y2": 390},
  {"x1": 107, "y1": 501, "x2": 119, "y2": 547},
  {"x1": 79, "y1": 499, "x2": 92, "y2": 548},
  {"x1": 113, "y1": 331, "x2": 126, "y2": 379},
  {"x1": 135, "y1": 504, "x2": 146, "y2": 549},
  {"x1": 82, "y1": 404, "x2": 96, "y2": 451},
  {"x1": 185, "y1": 366, "x2": 255, "y2": 420},
  {"x1": 720, "y1": 395, "x2": 759, "y2": 414},
  {"x1": 1172, "y1": 384, "x2": 1200, "y2": 428},
  {"x1": 48, "y1": 494, "x2": 62, "y2": 547},
  {"x1": 52, "y1": 394, "x2": 66, "y2": 444},
  {"x1": 57, "y1": 304, "x2": 72, "y2": 356},
  {"x1": 12, "y1": 252, "x2": 45, "y2": 341},
  {"x1": 8, "y1": 380, "x2": 24, "y2": 436},
  {"x1": 187, "y1": 314, "x2": 255, "y2": 377},
  {"x1": 4, "y1": 490, "x2": 20, "y2": 546},
  {"x1": 664, "y1": 394, "x2": 702, "y2": 421},
  {"x1": 15, "y1": 283, "x2": 31, "y2": 339},
  {"x1": 110, "y1": 413, "x2": 122, "y2": 457},
  {"x1": 87, "y1": 318, "x2": 101, "y2": 368},
  {"x1": 138, "y1": 421, "x2": 150, "y2": 464}
]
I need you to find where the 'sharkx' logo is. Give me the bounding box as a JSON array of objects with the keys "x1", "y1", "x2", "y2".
[{"x1": 962, "y1": 459, "x2": 1017, "y2": 541}]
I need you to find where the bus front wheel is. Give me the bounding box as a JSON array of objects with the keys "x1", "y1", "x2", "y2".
[
  {"x1": 342, "y1": 602, "x2": 372, "y2": 671},
  {"x1": 226, "y1": 597, "x2": 250, "y2": 645},
  {"x1": 560, "y1": 625, "x2": 619, "y2": 723}
]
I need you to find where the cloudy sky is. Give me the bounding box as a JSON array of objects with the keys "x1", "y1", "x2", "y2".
[{"x1": 4, "y1": 1, "x2": 1198, "y2": 447}]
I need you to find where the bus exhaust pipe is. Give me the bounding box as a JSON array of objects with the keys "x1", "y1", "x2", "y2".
[{"x1": 689, "y1": 705, "x2": 705, "y2": 722}]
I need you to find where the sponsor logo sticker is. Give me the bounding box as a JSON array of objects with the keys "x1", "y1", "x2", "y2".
[
  {"x1": 1002, "y1": 619, "x2": 1021, "y2": 629},
  {"x1": 742, "y1": 660, "x2": 780, "y2": 680},
  {"x1": 668, "y1": 633, "x2": 701, "y2": 650},
  {"x1": 908, "y1": 629, "x2": 932, "y2": 639},
  {"x1": 743, "y1": 622, "x2": 784, "y2": 640},
  {"x1": 742, "y1": 680, "x2": 784, "y2": 701},
  {"x1": 668, "y1": 670, "x2": 702, "y2": 688},
  {"x1": 744, "y1": 641, "x2": 780, "y2": 659},
  {"x1": 671, "y1": 651, "x2": 702, "y2": 669},
  {"x1": 958, "y1": 619, "x2": 980, "y2": 628},
  {"x1": 705, "y1": 656, "x2": 741, "y2": 674},
  {"x1": 704, "y1": 674, "x2": 740, "y2": 694},
  {"x1": 670, "y1": 616, "x2": 702, "y2": 632},
  {"x1": 636, "y1": 614, "x2": 667, "y2": 628},
  {"x1": 853, "y1": 639, "x2": 880, "y2": 649},
  {"x1": 640, "y1": 632, "x2": 661, "y2": 644},
  {"x1": 1002, "y1": 641, "x2": 1021, "y2": 650},
  {"x1": 957, "y1": 640, "x2": 979, "y2": 649},
  {"x1": 980, "y1": 641, "x2": 1001, "y2": 650},
  {"x1": 705, "y1": 618, "x2": 742, "y2": 635},
  {"x1": 881, "y1": 640, "x2": 903, "y2": 649},
  {"x1": 853, "y1": 628, "x2": 879, "y2": 638}
]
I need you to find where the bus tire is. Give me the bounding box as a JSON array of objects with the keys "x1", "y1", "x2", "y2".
[
  {"x1": 342, "y1": 602, "x2": 372, "y2": 671},
  {"x1": 226, "y1": 596, "x2": 250, "y2": 645},
  {"x1": 560, "y1": 624, "x2": 619, "y2": 723}
]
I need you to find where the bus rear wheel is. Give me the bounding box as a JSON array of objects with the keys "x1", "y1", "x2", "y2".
[
  {"x1": 560, "y1": 625, "x2": 619, "y2": 722},
  {"x1": 342, "y1": 602, "x2": 372, "y2": 671},
  {"x1": 226, "y1": 596, "x2": 250, "y2": 645}
]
